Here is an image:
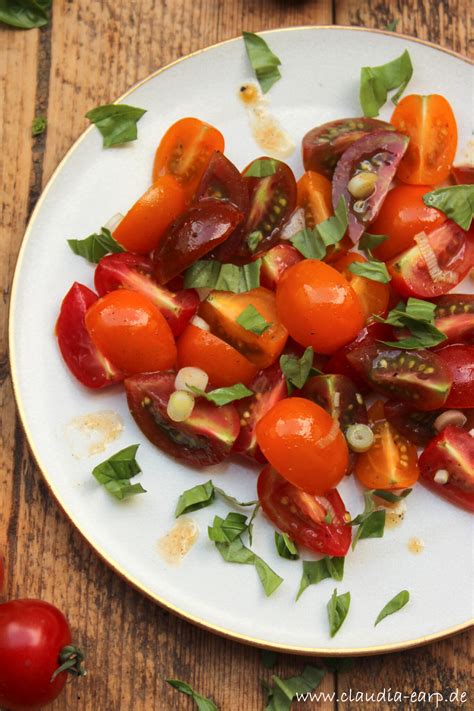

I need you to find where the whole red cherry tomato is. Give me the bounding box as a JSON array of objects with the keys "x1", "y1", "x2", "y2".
[{"x1": 0, "y1": 599, "x2": 85, "y2": 710}]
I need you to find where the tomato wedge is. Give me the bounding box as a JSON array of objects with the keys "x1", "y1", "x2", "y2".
[
  {"x1": 435, "y1": 344, "x2": 474, "y2": 409},
  {"x1": 260, "y1": 243, "x2": 303, "y2": 290},
  {"x1": 391, "y1": 94, "x2": 458, "y2": 184},
  {"x1": 258, "y1": 465, "x2": 351, "y2": 557},
  {"x1": 433, "y1": 294, "x2": 474, "y2": 344},
  {"x1": 152, "y1": 117, "x2": 224, "y2": 200},
  {"x1": 56, "y1": 283, "x2": 122, "y2": 388},
  {"x1": 332, "y1": 253, "x2": 390, "y2": 320},
  {"x1": 296, "y1": 170, "x2": 332, "y2": 227},
  {"x1": 196, "y1": 151, "x2": 249, "y2": 211}
]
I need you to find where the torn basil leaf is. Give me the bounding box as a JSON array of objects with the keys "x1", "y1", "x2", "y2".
[
  {"x1": 359, "y1": 232, "x2": 388, "y2": 253},
  {"x1": 188, "y1": 383, "x2": 253, "y2": 406},
  {"x1": 175, "y1": 480, "x2": 257, "y2": 517},
  {"x1": 184, "y1": 259, "x2": 261, "y2": 293},
  {"x1": 67, "y1": 226, "x2": 124, "y2": 263},
  {"x1": 372, "y1": 488, "x2": 412, "y2": 503},
  {"x1": 264, "y1": 665, "x2": 325, "y2": 711},
  {"x1": 244, "y1": 157, "x2": 278, "y2": 177},
  {"x1": 0, "y1": 0, "x2": 51, "y2": 29},
  {"x1": 247, "y1": 502, "x2": 260, "y2": 546},
  {"x1": 274, "y1": 532, "x2": 299, "y2": 560},
  {"x1": 291, "y1": 196, "x2": 348, "y2": 259},
  {"x1": 208, "y1": 512, "x2": 249, "y2": 543},
  {"x1": 32, "y1": 115, "x2": 47, "y2": 136},
  {"x1": 375, "y1": 590, "x2": 410, "y2": 626},
  {"x1": 279, "y1": 346, "x2": 315, "y2": 393},
  {"x1": 349, "y1": 491, "x2": 386, "y2": 549},
  {"x1": 296, "y1": 556, "x2": 345, "y2": 601},
  {"x1": 348, "y1": 259, "x2": 391, "y2": 284},
  {"x1": 166, "y1": 679, "x2": 219, "y2": 711},
  {"x1": 236, "y1": 304, "x2": 272, "y2": 334},
  {"x1": 327, "y1": 588, "x2": 351, "y2": 637},
  {"x1": 385, "y1": 19, "x2": 399, "y2": 31},
  {"x1": 377, "y1": 297, "x2": 447, "y2": 349},
  {"x1": 92, "y1": 444, "x2": 145, "y2": 500},
  {"x1": 242, "y1": 32, "x2": 282, "y2": 94},
  {"x1": 86, "y1": 103, "x2": 147, "y2": 147},
  {"x1": 423, "y1": 184, "x2": 474, "y2": 231},
  {"x1": 360, "y1": 50, "x2": 413, "y2": 117}
]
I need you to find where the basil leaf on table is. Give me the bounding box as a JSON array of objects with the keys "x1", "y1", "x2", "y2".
[
  {"x1": 327, "y1": 588, "x2": 351, "y2": 637},
  {"x1": 360, "y1": 50, "x2": 413, "y2": 117},
  {"x1": 166, "y1": 679, "x2": 219, "y2": 711},
  {"x1": 348, "y1": 258, "x2": 391, "y2": 284},
  {"x1": 236, "y1": 304, "x2": 272, "y2": 334},
  {"x1": 264, "y1": 665, "x2": 325, "y2": 711},
  {"x1": 175, "y1": 480, "x2": 258, "y2": 517},
  {"x1": 67, "y1": 226, "x2": 124, "y2": 263},
  {"x1": 279, "y1": 346, "x2": 316, "y2": 393},
  {"x1": 274, "y1": 532, "x2": 299, "y2": 560},
  {"x1": 423, "y1": 184, "x2": 474, "y2": 231},
  {"x1": 375, "y1": 590, "x2": 410, "y2": 626},
  {"x1": 385, "y1": 19, "x2": 399, "y2": 32},
  {"x1": 32, "y1": 115, "x2": 47, "y2": 136},
  {"x1": 188, "y1": 383, "x2": 253, "y2": 406},
  {"x1": 184, "y1": 259, "x2": 261, "y2": 293},
  {"x1": 244, "y1": 158, "x2": 278, "y2": 177},
  {"x1": 242, "y1": 32, "x2": 282, "y2": 94},
  {"x1": 0, "y1": 0, "x2": 51, "y2": 29},
  {"x1": 296, "y1": 556, "x2": 345, "y2": 601},
  {"x1": 92, "y1": 444, "x2": 145, "y2": 500},
  {"x1": 86, "y1": 103, "x2": 147, "y2": 147}
]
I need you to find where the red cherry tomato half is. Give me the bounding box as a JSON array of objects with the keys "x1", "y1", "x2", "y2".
[
  {"x1": 433, "y1": 294, "x2": 474, "y2": 345},
  {"x1": 260, "y1": 243, "x2": 303, "y2": 290},
  {"x1": 94, "y1": 252, "x2": 199, "y2": 337},
  {"x1": 85, "y1": 289, "x2": 177, "y2": 375},
  {"x1": 435, "y1": 344, "x2": 474, "y2": 409},
  {"x1": 196, "y1": 151, "x2": 249, "y2": 212},
  {"x1": 113, "y1": 175, "x2": 186, "y2": 254},
  {"x1": 257, "y1": 465, "x2": 351, "y2": 556},
  {"x1": 0, "y1": 599, "x2": 83, "y2": 710},
  {"x1": 370, "y1": 185, "x2": 446, "y2": 261},
  {"x1": 419, "y1": 426, "x2": 474, "y2": 512},
  {"x1": 56, "y1": 283, "x2": 123, "y2": 388},
  {"x1": 256, "y1": 397, "x2": 349, "y2": 495}
]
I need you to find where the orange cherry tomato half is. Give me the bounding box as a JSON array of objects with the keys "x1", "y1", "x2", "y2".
[
  {"x1": 256, "y1": 398, "x2": 349, "y2": 495},
  {"x1": 113, "y1": 175, "x2": 186, "y2": 255},
  {"x1": 275, "y1": 259, "x2": 365, "y2": 355},
  {"x1": 370, "y1": 185, "x2": 447, "y2": 261},
  {"x1": 354, "y1": 401, "x2": 419, "y2": 490},
  {"x1": 85, "y1": 289, "x2": 177, "y2": 375},
  {"x1": 177, "y1": 323, "x2": 258, "y2": 388},
  {"x1": 333, "y1": 253, "x2": 390, "y2": 320},
  {"x1": 152, "y1": 117, "x2": 225, "y2": 200},
  {"x1": 296, "y1": 170, "x2": 332, "y2": 228},
  {"x1": 391, "y1": 94, "x2": 458, "y2": 185}
]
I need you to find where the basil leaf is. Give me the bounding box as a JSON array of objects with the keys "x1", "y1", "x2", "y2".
[
  {"x1": 296, "y1": 556, "x2": 344, "y2": 601},
  {"x1": 68, "y1": 226, "x2": 125, "y2": 263},
  {"x1": 261, "y1": 650, "x2": 278, "y2": 669},
  {"x1": 280, "y1": 346, "x2": 314, "y2": 393},
  {"x1": 0, "y1": 0, "x2": 51, "y2": 29},
  {"x1": 377, "y1": 298, "x2": 447, "y2": 349},
  {"x1": 385, "y1": 19, "x2": 399, "y2": 31},
  {"x1": 349, "y1": 490, "x2": 386, "y2": 549},
  {"x1": 327, "y1": 588, "x2": 351, "y2": 638},
  {"x1": 86, "y1": 103, "x2": 147, "y2": 148},
  {"x1": 423, "y1": 185, "x2": 474, "y2": 231},
  {"x1": 360, "y1": 50, "x2": 413, "y2": 117},
  {"x1": 175, "y1": 480, "x2": 215, "y2": 516},
  {"x1": 166, "y1": 679, "x2": 219, "y2": 711},
  {"x1": 247, "y1": 502, "x2": 260, "y2": 546},
  {"x1": 242, "y1": 32, "x2": 282, "y2": 94},
  {"x1": 264, "y1": 665, "x2": 325, "y2": 711},
  {"x1": 291, "y1": 197, "x2": 348, "y2": 259},
  {"x1": 255, "y1": 557, "x2": 284, "y2": 597},
  {"x1": 359, "y1": 232, "x2": 388, "y2": 253},
  {"x1": 236, "y1": 304, "x2": 272, "y2": 334},
  {"x1": 247, "y1": 230, "x2": 264, "y2": 252},
  {"x1": 32, "y1": 115, "x2": 47, "y2": 136},
  {"x1": 184, "y1": 259, "x2": 261, "y2": 293},
  {"x1": 208, "y1": 512, "x2": 249, "y2": 543},
  {"x1": 213, "y1": 487, "x2": 258, "y2": 509},
  {"x1": 372, "y1": 488, "x2": 412, "y2": 503},
  {"x1": 92, "y1": 444, "x2": 145, "y2": 500},
  {"x1": 290, "y1": 227, "x2": 326, "y2": 259},
  {"x1": 405, "y1": 297, "x2": 437, "y2": 322},
  {"x1": 348, "y1": 259, "x2": 391, "y2": 284},
  {"x1": 188, "y1": 383, "x2": 253, "y2": 406},
  {"x1": 375, "y1": 590, "x2": 410, "y2": 626},
  {"x1": 244, "y1": 158, "x2": 278, "y2": 177},
  {"x1": 274, "y1": 532, "x2": 299, "y2": 560}
]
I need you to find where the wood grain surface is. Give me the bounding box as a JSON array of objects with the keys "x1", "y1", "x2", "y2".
[{"x1": 0, "y1": 2, "x2": 472, "y2": 709}]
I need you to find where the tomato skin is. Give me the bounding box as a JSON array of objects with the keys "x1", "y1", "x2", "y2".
[
  {"x1": 0, "y1": 600, "x2": 72, "y2": 709},
  {"x1": 153, "y1": 199, "x2": 244, "y2": 284},
  {"x1": 296, "y1": 170, "x2": 332, "y2": 227},
  {"x1": 196, "y1": 151, "x2": 249, "y2": 212},
  {"x1": 256, "y1": 397, "x2": 349, "y2": 495},
  {"x1": 332, "y1": 253, "x2": 390, "y2": 320},
  {"x1": 435, "y1": 344, "x2": 474, "y2": 409},
  {"x1": 56, "y1": 282, "x2": 123, "y2": 388},
  {"x1": 113, "y1": 175, "x2": 186, "y2": 254},
  {"x1": 177, "y1": 324, "x2": 258, "y2": 387},
  {"x1": 94, "y1": 253, "x2": 199, "y2": 337},
  {"x1": 260, "y1": 243, "x2": 303, "y2": 290},
  {"x1": 370, "y1": 185, "x2": 446, "y2": 261},
  {"x1": 302, "y1": 374, "x2": 368, "y2": 431},
  {"x1": 152, "y1": 117, "x2": 225, "y2": 200},
  {"x1": 258, "y1": 465, "x2": 351, "y2": 556},
  {"x1": 391, "y1": 94, "x2": 458, "y2": 184},
  {"x1": 85, "y1": 289, "x2": 177, "y2": 375},
  {"x1": 452, "y1": 165, "x2": 474, "y2": 184},
  {"x1": 276, "y1": 260, "x2": 365, "y2": 355},
  {"x1": 384, "y1": 400, "x2": 438, "y2": 447},
  {"x1": 433, "y1": 294, "x2": 474, "y2": 345},
  {"x1": 419, "y1": 426, "x2": 474, "y2": 512}
]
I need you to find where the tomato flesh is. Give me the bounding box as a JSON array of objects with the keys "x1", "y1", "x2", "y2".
[
  {"x1": 196, "y1": 151, "x2": 249, "y2": 210},
  {"x1": 419, "y1": 425, "x2": 474, "y2": 512},
  {"x1": 384, "y1": 400, "x2": 439, "y2": 447},
  {"x1": 302, "y1": 374, "x2": 368, "y2": 431},
  {"x1": 125, "y1": 371, "x2": 240, "y2": 466},
  {"x1": 435, "y1": 344, "x2": 474, "y2": 409},
  {"x1": 333, "y1": 252, "x2": 390, "y2": 320},
  {"x1": 433, "y1": 294, "x2": 474, "y2": 344},
  {"x1": 260, "y1": 243, "x2": 303, "y2": 290}
]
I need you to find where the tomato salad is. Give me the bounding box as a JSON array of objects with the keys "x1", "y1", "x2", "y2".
[{"x1": 57, "y1": 66, "x2": 474, "y2": 570}]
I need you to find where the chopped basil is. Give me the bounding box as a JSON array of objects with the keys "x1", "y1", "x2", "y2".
[
  {"x1": 375, "y1": 590, "x2": 410, "y2": 626},
  {"x1": 280, "y1": 346, "x2": 316, "y2": 393},
  {"x1": 175, "y1": 480, "x2": 258, "y2": 517},
  {"x1": 261, "y1": 650, "x2": 278, "y2": 669},
  {"x1": 385, "y1": 19, "x2": 399, "y2": 31},
  {"x1": 247, "y1": 230, "x2": 264, "y2": 252},
  {"x1": 247, "y1": 502, "x2": 260, "y2": 546},
  {"x1": 242, "y1": 32, "x2": 282, "y2": 94},
  {"x1": 32, "y1": 115, "x2": 47, "y2": 136},
  {"x1": 296, "y1": 556, "x2": 345, "y2": 601},
  {"x1": 67, "y1": 226, "x2": 124, "y2": 263},
  {"x1": 348, "y1": 259, "x2": 391, "y2": 284},
  {"x1": 236, "y1": 304, "x2": 272, "y2": 334},
  {"x1": 184, "y1": 259, "x2": 261, "y2": 293},
  {"x1": 0, "y1": 0, "x2": 51, "y2": 28},
  {"x1": 166, "y1": 679, "x2": 219, "y2": 711},
  {"x1": 208, "y1": 512, "x2": 249, "y2": 543},
  {"x1": 423, "y1": 184, "x2": 474, "y2": 231},
  {"x1": 291, "y1": 196, "x2": 348, "y2": 259},
  {"x1": 264, "y1": 665, "x2": 325, "y2": 711},
  {"x1": 349, "y1": 491, "x2": 386, "y2": 549},
  {"x1": 274, "y1": 532, "x2": 299, "y2": 560},
  {"x1": 360, "y1": 50, "x2": 413, "y2": 117},
  {"x1": 188, "y1": 383, "x2": 253, "y2": 406},
  {"x1": 92, "y1": 444, "x2": 145, "y2": 500},
  {"x1": 372, "y1": 488, "x2": 412, "y2": 503},
  {"x1": 86, "y1": 103, "x2": 147, "y2": 148},
  {"x1": 377, "y1": 297, "x2": 447, "y2": 349},
  {"x1": 244, "y1": 158, "x2": 278, "y2": 177},
  {"x1": 327, "y1": 588, "x2": 351, "y2": 637},
  {"x1": 359, "y1": 232, "x2": 388, "y2": 253}
]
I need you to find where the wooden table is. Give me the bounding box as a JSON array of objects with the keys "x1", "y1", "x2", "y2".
[{"x1": 1, "y1": 2, "x2": 472, "y2": 709}]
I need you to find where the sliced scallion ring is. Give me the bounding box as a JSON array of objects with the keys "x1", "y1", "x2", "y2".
[{"x1": 345, "y1": 424, "x2": 374, "y2": 453}]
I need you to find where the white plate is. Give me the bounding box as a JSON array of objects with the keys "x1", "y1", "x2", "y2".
[{"x1": 10, "y1": 27, "x2": 474, "y2": 655}]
